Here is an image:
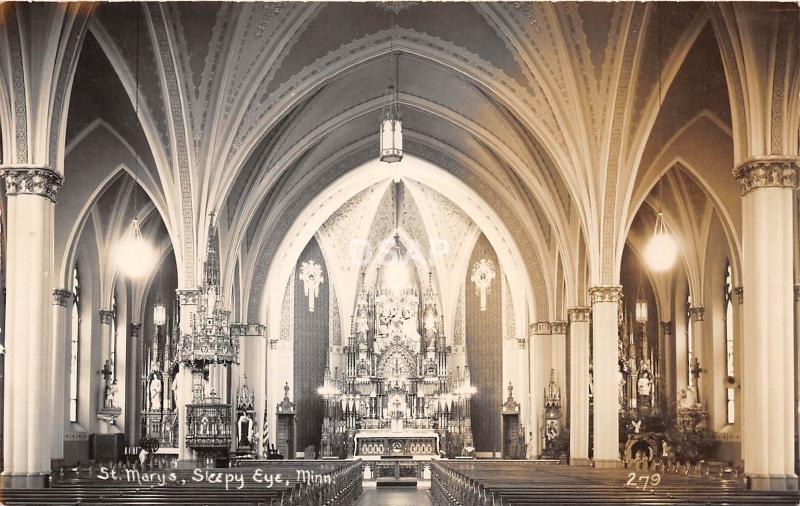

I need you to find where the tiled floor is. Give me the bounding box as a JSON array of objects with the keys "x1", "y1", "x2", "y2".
[{"x1": 357, "y1": 487, "x2": 433, "y2": 505}]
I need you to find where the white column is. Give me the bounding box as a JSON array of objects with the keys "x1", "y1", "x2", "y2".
[
  {"x1": 589, "y1": 286, "x2": 622, "y2": 468},
  {"x1": 735, "y1": 159, "x2": 797, "y2": 491},
  {"x1": 688, "y1": 307, "x2": 705, "y2": 403},
  {"x1": 97, "y1": 309, "x2": 113, "y2": 430},
  {"x1": 176, "y1": 289, "x2": 201, "y2": 463},
  {"x1": 516, "y1": 337, "x2": 529, "y2": 443},
  {"x1": 568, "y1": 307, "x2": 590, "y2": 465},
  {"x1": 528, "y1": 322, "x2": 550, "y2": 458},
  {"x1": 1, "y1": 166, "x2": 62, "y2": 487},
  {"x1": 51, "y1": 289, "x2": 71, "y2": 469},
  {"x1": 550, "y1": 321, "x2": 567, "y2": 422}
]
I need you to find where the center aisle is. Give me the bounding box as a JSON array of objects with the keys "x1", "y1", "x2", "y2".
[{"x1": 357, "y1": 487, "x2": 433, "y2": 506}]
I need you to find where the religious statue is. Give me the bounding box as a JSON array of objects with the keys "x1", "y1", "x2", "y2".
[
  {"x1": 631, "y1": 419, "x2": 642, "y2": 434},
  {"x1": 237, "y1": 413, "x2": 254, "y2": 447},
  {"x1": 677, "y1": 385, "x2": 699, "y2": 409},
  {"x1": 637, "y1": 373, "x2": 652, "y2": 397},
  {"x1": 149, "y1": 373, "x2": 163, "y2": 411},
  {"x1": 104, "y1": 379, "x2": 118, "y2": 409}
]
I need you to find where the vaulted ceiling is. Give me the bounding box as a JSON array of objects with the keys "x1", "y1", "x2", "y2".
[{"x1": 44, "y1": 1, "x2": 799, "y2": 321}]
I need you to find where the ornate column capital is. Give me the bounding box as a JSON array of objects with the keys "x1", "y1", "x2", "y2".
[
  {"x1": 516, "y1": 338, "x2": 527, "y2": 350},
  {"x1": 176, "y1": 288, "x2": 201, "y2": 305},
  {"x1": 733, "y1": 286, "x2": 743, "y2": 305},
  {"x1": 0, "y1": 165, "x2": 63, "y2": 203},
  {"x1": 99, "y1": 309, "x2": 114, "y2": 325},
  {"x1": 588, "y1": 285, "x2": 622, "y2": 304},
  {"x1": 660, "y1": 321, "x2": 673, "y2": 335},
  {"x1": 52, "y1": 288, "x2": 72, "y2": 307},
  {"x1": 688, "y1": 306, "x2": 705, "y2": 322},
  {"x1": 529, "y1": 321, "x2": 551, "y2": 337},
  {"x1": 733, "y1": 157, "x2": 798, "y2": 195},
  {"x1": 550, "y1": 321, "x2": 567, "y2": 335},
  {"x1": 130, "y1": 323, "x2": 142, "y2": 338},
  {"x1": 567, "y1": 306, "x2": 591, "y2": 322}
]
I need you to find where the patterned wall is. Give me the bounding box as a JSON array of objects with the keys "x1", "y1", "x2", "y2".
[
  {"x1": 293, "y1": 238, "x2": 329, "y2": 454},
  {"x1": 466, "y1": 233, "x2": 502, "y2": 453}
]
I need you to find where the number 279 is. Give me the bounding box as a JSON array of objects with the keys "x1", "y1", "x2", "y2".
[{"x1": 626, "y1": 473, "x2": 661, "y2": 490}]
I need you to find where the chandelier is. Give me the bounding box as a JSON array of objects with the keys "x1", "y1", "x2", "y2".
[
  {"x1": 379, "y1": 51, "x2": 403, "y2": 163},
  {"x1": 644, "y1": 212, "x2": 677, "y2": 272},
  {"x1": 153, "y1": 296, "x2": 167, "y2": 327},
  {"x1": 114, "y1": 217, "x2": 157, "y2": 279}
]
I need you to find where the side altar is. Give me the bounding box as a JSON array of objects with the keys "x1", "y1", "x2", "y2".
[{"x1": 318, "y1": 239, "x2": 475, "y2": 460}]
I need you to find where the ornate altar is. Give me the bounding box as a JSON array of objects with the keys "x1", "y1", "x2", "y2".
[
  {"x1": 618, "y1": 296, "x2": 660, "y2": 416},
  {"x1": 501, "y1": 383, "x2": 524, "y2": 459},
  {"x1": 541, "y1": 369, "x2": 562, "y2": 458},
  {"x1": 235, "y1": 377, "x2": 256, "y2": 457},
  {"x1": 319, "y1": 257, "x2": 474, "y2": 460}
]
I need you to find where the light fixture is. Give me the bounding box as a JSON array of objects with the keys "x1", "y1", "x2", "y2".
[
  {"x1": 153, "y1": 296, "x2": 167, "y2": 327},
  {"x1": 379, "y1": 42, "x2": 403, "y2": 163},
  {"x1": 644, "y1": 212, "x2": 678, "y2": 272},
  {"x1": 114, "y1": 217, "x2": 157, "y2": 279},
  {"x1": 117, "y1": 10, "x2": 156, "y2": 280},
  {"x1": 635, "y1": 297, "x2": 648, "y2": 324}
]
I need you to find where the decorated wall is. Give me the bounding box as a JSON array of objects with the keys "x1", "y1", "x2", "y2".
[
  {"x1": 466, "y1": 233, "x2": 502, "y2": 453},
  {"x1": 293, "y1": 238, "x2": 329, "y2": 455}
]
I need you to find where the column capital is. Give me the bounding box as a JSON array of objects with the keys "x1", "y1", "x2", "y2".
[
  {"x1": 516, "y1": 338, "x2": 527, "y2": 350},
  {"x1": 99, "y1": 309, "x2": 114, "y2": 325},
  {"x1": 550, "y1": 321, "x2": 567, "y2": 335},
  {"x1": 529, "y1": 321, "x2": 551, "y2": 337},
  {"x1": 0, "y1": 165, "x2": 63, "y2": 203},
  {"x1": 688, "y1": 306, "x2": 705, "y2": 322},
  {"x1": 660, "y1": 321, "x2": 673, "y2": 335},
  {"x1": 568, "y1": 306, "x2": 591, "y2": 322},
  {"x1": 733, "y1": 286, "x2": 743, "y2": 305},
  {"x1": 130, "y1": 323, "x2": 142, "y2": 338},
  {"x1": 176, "y1": 288, "x2": 201, "y2": 305},
  {"x1": 588, "y1": 285, "x2": 622, "y2": 304},
  {"x1": 733, "y1": 157, "x2": 798, "y2": 195},
  {"x1": 52, "y1": 288, "x2": 72, "y2": 307}
]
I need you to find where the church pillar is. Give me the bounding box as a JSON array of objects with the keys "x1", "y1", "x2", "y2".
[
  {"x1": 660, "y1": 322, "x2": 674, "y2": 413},
  {"x1": 528, "y1": 322, "x2": 550, "y2": 457},
  {"x1": 588, "y1": 286, "x2": 622, "y2": 468},
  {"x1": 51, "y1": 289, "x2": 72, "y2": 470},
  {"x1": 550, "y1": 321, "x2": 567, "y2": 423},
  {"x1": 735, "y1": 158, "x2": 797, "y2": 491},
  {"x1": 176, "y1": 289, "x2": 201, "y2": 462},
  {"x1": 1, "y1": 166, "x2": 62, "y2": 487},
  {"x1": 568, "y1": 307, "x2": 591, "y2": 465},
  {"x1": 688, "y1": 307, "x2": 705, "y2": 403}
]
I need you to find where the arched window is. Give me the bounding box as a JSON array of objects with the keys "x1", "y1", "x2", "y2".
[
  {"x1": 69, "y1": 264, "x2": 80, "y2": 422},
  {"x1": 724, "y1": 263, "x2": 735, "y2": 424},
  {"x1": 110, "y1": 292, "x2": 117, "y2": 382},
  {"x1": 686, "y1": 292, "x2": 693, "y2": 387}
]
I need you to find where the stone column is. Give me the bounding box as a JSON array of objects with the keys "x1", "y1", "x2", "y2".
[
  {"x1": 1, "y1": 166, "x2": 62, "y2": 487},
  {"x1": 734, "y1": 158, "x2": 797, "y2": 491},
  {"x1": 51, "y1": 289, "x2": 72, "y2": 470},
  {"x1": 660, "y1": 322, "x2": 674, "y2": 412},
  {"x1": 528, "y1": 322, "x2": 551, "y2": 458},
  {"x1": 550, "y1": 321, "x2": 567, "y2": 421},
  {"x1": 516, "y1": 337, "x2": 529, "y2": 446},
  {"x1": 128, "y1": 323, "x2": 142, "y2": 441},
  {"x1": 588, "y1": 285, "x2": 622, "y2": 468},
  {"x1": 688, "y1": 306, "x2": 705, "y2": 401},
  {"x1": 176, "y1": 289, "x2": 201, "y2": 463},
  {"x1": 568, "y1": 307, "x2": 591, "y2": 465}
]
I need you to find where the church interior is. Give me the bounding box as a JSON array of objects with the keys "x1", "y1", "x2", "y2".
[{"x1": 0, "y1": 2, "x2": 798, "y2": 504}]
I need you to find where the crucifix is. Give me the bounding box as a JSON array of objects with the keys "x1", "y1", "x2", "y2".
[
  {"x1": 689, "y1": 357, "x2": 703, "y2": 403},
  {"x1": 99, "y1": 359, "x2": 113, "y2": 385}
]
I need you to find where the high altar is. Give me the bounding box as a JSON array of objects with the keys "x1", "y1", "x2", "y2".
[{"x1": 318, "y1": 243, "x2": 475, "y2": 460}]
